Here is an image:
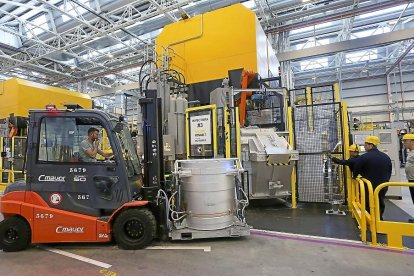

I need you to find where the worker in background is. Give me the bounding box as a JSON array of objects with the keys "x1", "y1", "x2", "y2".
[
  {"x1": 8, "y1": 122, "x2": 18, "y2": 137},
  {"x1": 399, "y1": 129, "x2": 408, "y2": 167},
  {"x1": 331, "y1": 144, "x2": 361, "y2": 177},
  {"x1": 401, "y1": 133, "x2": 414, "y2": 223},
  {"x1": 353, "y1": 136, "x2": 392, "y2": 220},
  {"x1": 79, "y1": 127, "x2": 113, "y2": 162},
  {"x1": 352, "y1": 118, "x2": 361, "y2": 130}
]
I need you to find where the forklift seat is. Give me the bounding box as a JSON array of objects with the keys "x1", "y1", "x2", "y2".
[
  {"x1": 70, "y1": 152, "x2": 80, "y2": 162},
  {"x1": 4, "y1": 180, "x2": 27, "y2": 194}
]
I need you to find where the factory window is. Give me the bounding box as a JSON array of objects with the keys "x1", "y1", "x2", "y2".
[
  {"x1": 38, "y1": 117, "x2": 112, "y2": 163},
  {"x1": 358, "y1": 4, "x2": 407, "y2": 19},
  {"x1": 294, "y1": 38, "x2": 330, "y2": 50},
  {"x1": 300, "y1": 57, "x2": 329, "y2": 70},
  {"x1": 345, "y1": 49, "x2": 378, "y2": 63},
  {"x1": 291, "y1": 22, "x2": 332, "y2": 35},
  {"x1": 59, "y1": 0, "x2": 89, "y2": 23}
]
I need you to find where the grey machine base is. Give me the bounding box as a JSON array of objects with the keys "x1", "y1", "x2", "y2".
[{"x1": 169, "y1": 224, "x2": 251, "y2": 240}]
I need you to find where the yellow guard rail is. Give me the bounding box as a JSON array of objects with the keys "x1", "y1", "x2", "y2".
[{"x1": 373, "y1": 182, "x2": 414, "y2": 250}]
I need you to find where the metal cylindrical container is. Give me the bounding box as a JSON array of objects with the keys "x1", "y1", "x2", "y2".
[
  {"x1": 169, "y1": 95, "x2": 177, "y2": 113},
  {"x1": 179, "y1": 159, "x2": 236, "y2": 230}
]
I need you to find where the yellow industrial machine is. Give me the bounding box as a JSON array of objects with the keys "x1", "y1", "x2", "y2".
[
  {"x1": 155, "y1": 3, "x2": 279, "y2": 104},
  {"x1": 0, "y1": 78, "x2": 93, "y2": 191},
  {"x1": 0, "y1": 78, "x2": 92, "y2": 119}
]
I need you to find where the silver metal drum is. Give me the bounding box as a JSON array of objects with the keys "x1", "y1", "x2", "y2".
[{"x1": 179, "y1": 159, "x2": 237, "y2": 230}]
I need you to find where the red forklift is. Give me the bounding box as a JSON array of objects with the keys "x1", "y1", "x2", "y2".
[{"x1": 0, "y1": 90, "x2": 166, "y2": 251}]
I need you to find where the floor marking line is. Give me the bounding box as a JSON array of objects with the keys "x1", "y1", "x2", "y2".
[
  {"x1": 252, "y1": 229, "x2": 362, "y2": 244},
  {"x1": 251, "y1": 229, "x2": 414, "y2": 256},
  {"x1": 39, "y1": 246, "x2": 112, "y2": 268},
  {"x1": 147, "y1": 245, "x2": 211, "y2": 252}
]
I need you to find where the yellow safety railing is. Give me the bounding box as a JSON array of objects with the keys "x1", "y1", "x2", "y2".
[
  {"x1": 0, "y1": 136, "x2": 27, "y2": 192},
  {"x1": 350, "y1": 177, "x2": 377, "y2": 244},
  {"x1": 373, "y1": 182, "x2": 414, "y2": 250}
]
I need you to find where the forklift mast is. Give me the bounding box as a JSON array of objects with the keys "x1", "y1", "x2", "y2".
[{"x1": 139, "y1": 90, "x2": 164, "y2": 199}]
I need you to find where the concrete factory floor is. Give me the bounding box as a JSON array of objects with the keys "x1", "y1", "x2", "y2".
[
  {"x1": 1, "y1": 229, "x2": 413, "y2": 276},
  {"x1": 1, "y1": 197, "x2": 414, "y2": 276},
  {"x1": 1, "y1": 170, "x2": 414, "y2": 275}
]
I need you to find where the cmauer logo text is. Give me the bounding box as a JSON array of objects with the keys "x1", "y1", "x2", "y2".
[
  {"x1": 38, "y1": 175, "x2": 66, "y2": 182},
  {"x1": 56, "y1": 226, "x2": 84, "y2": 234}
]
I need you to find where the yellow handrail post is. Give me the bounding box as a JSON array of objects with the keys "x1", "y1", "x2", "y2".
[
  {"x1": 358, "y1": 178, "x2": 367, "y2": 242},
  {"x1": 351, "y1": 178, "x2": 377, "y2": 245},
  {"x1": 11, "y1": 136, "x2": 15, "y2": 183},
  {"x1": 287, "y1": 106, "x2": 297, "y2": 209},
  {"x1": 235, "y1": 107, "x2": 241, "y2": 159},
  {"x1": 360, "y1": 178, "x2": 377, "y2": 245},
  {"x1": 224, "y1": 107, "x2": 231, "y2": 158},
  {"x1": 341, "y1": 102, "x2": 351, "y2": 210}
]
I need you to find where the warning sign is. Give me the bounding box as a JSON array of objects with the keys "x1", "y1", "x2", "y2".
[{"x1": 190, "y1": 114, "x2": 211, "y2": 145}]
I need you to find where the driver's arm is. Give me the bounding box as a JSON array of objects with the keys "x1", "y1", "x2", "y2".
[
  {"x1": 82, "y1": 140, "x2": 98, "y2": 158},
  {"x1": 97, "y1": 148, "x2": 113, "y2": 159},
  {"x1": 85, "y1": 147, "x2": 98, "y2": 158}
]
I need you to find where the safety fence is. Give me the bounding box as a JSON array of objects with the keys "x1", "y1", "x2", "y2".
[
  {"x1": 350, "y1": 178, "x2": 414, "y2": 250},
  {"x1": 289, "y1": 83, "x2": 350, "y2": 205}
]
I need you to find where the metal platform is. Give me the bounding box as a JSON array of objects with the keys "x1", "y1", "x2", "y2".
[{"x1": 169, "y1": 221, "x2": 251, "y2": 240}]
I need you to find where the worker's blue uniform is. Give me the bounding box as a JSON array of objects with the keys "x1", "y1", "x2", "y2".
[{"x1": 353, "y1": 148, "x2": 392, "y2": 219}]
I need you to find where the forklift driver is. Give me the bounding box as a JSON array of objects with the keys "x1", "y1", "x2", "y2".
[{"x1": 79, "y1": 127, "x2": 113, "y2": 162}]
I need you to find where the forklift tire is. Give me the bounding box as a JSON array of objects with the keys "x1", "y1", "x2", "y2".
[
  {"x1": 0, "y1": 216, "x2": 31, "y2": 252},
  {"x1": 113, "y1": 208, "x2": 156, "y2": 250}
]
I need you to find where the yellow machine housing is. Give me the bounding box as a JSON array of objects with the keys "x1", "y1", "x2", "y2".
[
  {"x1": 155, "y1": 3, "x2": 279, "y2": 85},
  {"x1": 0, "y1": 78, "x2": 92, "y2": 191},
  {"x1": 0, "y1": 78, "x2": 92, "y2": 119}
]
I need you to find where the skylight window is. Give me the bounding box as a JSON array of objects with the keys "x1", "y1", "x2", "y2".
[
  {"x1": 59, "y1": 2, "x2": 89, "y2": 23},
  {"x1": 32, "y1": 14, "x2": 47, "y2": 26},
  {"x1": 20, "y1": 10, "x2": 40, "y2": 21},
  {"x1": 242, "y1": 0, "x2": 256, "y2": 9},
  {"x1": 26, "y1": 14, "x2": 49, "y2": 38},
  {"x1": 300, "y1": 57, "x2": 329, "y2": 70}
]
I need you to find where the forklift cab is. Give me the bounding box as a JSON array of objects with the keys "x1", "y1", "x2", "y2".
[
  {"x1": 23, "y1": 108, "x2": 143, "y2": 216},
  {"x1": 0, "y1": 107, "x2": 158, "y2": 252}
]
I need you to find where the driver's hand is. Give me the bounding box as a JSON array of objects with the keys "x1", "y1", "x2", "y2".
[{"x1": 105, "y1": 155, "x2": 115, "y2": 162}]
